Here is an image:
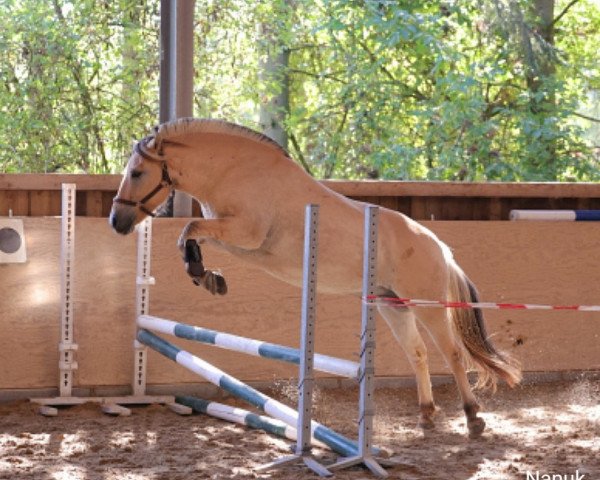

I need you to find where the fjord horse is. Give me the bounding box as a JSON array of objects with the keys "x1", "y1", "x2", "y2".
[{"x1": 110, "y1": 118, "x2": 521, "y2": 437}]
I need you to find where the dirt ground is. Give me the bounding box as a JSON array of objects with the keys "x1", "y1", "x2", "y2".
[{"x1": 0, "y1": 378, "x2": 598, "y2": 480}]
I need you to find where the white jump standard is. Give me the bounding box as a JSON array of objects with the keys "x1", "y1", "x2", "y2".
[{"x1": 31, "y1": 200, "x2": 187, "y2": 416}]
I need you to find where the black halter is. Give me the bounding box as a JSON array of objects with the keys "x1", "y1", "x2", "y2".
[{"x1": 112, "y1": 138, "x2": 173, "y2": 217}]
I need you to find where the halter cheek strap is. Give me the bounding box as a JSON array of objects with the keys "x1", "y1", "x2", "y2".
[{"x1": 112, "y1": 138, "x2": 173, "y2": 217}]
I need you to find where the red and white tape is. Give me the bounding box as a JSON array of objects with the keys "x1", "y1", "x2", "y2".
[{"x1": 366, "y1": 296, "x2": 600, "y2": 312}]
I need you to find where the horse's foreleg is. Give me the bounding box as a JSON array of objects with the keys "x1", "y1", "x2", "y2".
[
  {"x1": 178, "y1": 218, "x2": 267, "y2": 251},
  {"x1": 377, "y1": 305, "x2": 437, "y2": 430},
  {"x1": 415, "y1": 308, "x2": 486, "y2": 438},
  {"x1": 177, "y1": 218, "x2": 267, "y2": 295},
  {"x1": 182, "y1": 239, "x2": 227, "y2": 295}
]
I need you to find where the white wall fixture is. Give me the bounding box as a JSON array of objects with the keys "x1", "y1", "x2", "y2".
[{"x1": 0, "y1": 218, "x2": 26, "y2": 263}]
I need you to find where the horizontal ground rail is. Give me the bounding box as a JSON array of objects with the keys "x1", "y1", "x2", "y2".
[
  {"x1": 175, "y1": 395, "x2": 328, "y2": 449},
  {"x1": 510, "y1": 209, "x2": 600, "y2": 221}
]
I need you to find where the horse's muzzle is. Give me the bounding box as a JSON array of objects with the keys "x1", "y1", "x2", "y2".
[{"x1": 109, "y1": 208, "x2": 136, "y2": 235}]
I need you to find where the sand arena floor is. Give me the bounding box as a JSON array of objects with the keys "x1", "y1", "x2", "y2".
[{"x1": 0, "y1": 378, "x2": 598, "y2": 480}]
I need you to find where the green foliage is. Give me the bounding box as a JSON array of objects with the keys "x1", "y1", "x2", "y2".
[
  {"x1": 0, "y1": 0, "x2": 160, "y2": 173},
  {"x1": 0, "y1": 0, "x2": 598, "y2": 180},
  {"x1": 283, "y1": 0, "x2": 600, "y2": 180}
]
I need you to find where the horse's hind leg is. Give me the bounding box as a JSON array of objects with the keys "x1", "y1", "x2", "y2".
[
  {"x1": 378, "y1": 305, "x2": 437, "y2": 429},
  {"x1": 414, "y1": 308, "x2": 486, "y2": 438}
]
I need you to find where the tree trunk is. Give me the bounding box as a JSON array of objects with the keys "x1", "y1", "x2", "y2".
[
  {"x1": 528, "y1": 0, "x2": 556, "y2": 98},
  {"x1": 258, "y1": 6, "x2": 291, "y2": 150},
  {"x1": 528, "y1": 0, "x2": 558, "y2": 177}
]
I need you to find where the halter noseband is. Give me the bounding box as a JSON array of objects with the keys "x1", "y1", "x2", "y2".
[{"x1": 112, "y1": 137, "x2": 173, "y2": 217}]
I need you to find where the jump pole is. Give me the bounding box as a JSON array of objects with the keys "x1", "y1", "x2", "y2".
[
  {"x1": 137, "y1": 315, "x2": 359, "y2": 379},
  {"x1": 137, "y1": 328, "x2": 359, "y2": 458},
  {"x1": 175, "y1": 395, "x2": 328, "y2": 450},
  {"x1": 510, "y1": 209, "x2": 600, "y2": 221}
]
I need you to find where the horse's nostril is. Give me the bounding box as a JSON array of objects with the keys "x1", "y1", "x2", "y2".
[{"x1": 110, "y1": 213, "x2": 118, "y2": 230}]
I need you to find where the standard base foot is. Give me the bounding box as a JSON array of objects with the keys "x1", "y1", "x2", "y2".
[
  {"x1": 256, "y1": 453, "x2": 332, "y2": 477},
  {"x1": 328, "y1": 454, "x2": 390, "y2": 478}
]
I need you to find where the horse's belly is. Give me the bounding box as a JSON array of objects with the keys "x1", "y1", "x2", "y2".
[
  {"x1": 263, "y1": 263, "x2": 363, "y2": 295},
  {"x1": 244, "y1": 244, "x2": 364, "y2": 295}
]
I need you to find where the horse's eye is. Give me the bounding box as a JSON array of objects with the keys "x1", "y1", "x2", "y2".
[{"x1": 131, "y1": 170, "x2": 143, "y2": 179}]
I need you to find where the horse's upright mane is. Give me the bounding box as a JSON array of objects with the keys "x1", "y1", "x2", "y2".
[{"x1": 151, "y1": 118, "x2": 290, "y2": 158}]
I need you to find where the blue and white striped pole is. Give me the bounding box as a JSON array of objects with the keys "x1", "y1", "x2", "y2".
[
  {"x1": 175, "y1": 395, "x2": 328, "y2": 449},
  {"x1": 138, "y1": 315, "x2": 359, "y2": 379},
  {"x1": 137, "y1": 328, "x2": 359, "y2": 457},
  {"x1": 510, "y1": 210, "x2": 600, "y2": 221}
]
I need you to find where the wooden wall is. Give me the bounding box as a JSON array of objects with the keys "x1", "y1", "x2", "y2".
[
  {"x1": 1, "y1": 217, "x2": 598, "y2": 398},
  {"x1": 2, "y1": 174, "x2": 599, "y2": 220}
]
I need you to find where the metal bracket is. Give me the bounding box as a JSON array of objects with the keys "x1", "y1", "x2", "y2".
[
  {"x1": 136, "y1": 276, "x2": 156, "y2": 286},
  {"x1": 58, "y1": 342, "x2": 79, "y2": 352}
]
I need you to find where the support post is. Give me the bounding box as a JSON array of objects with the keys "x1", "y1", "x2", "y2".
[
  {"x1": 160, "y1": 0, "x2": 194, "y2": 217},
  {"x1": 297, "y1": 204, "x2": 320, "y2": 457},
  {"x1": 258, "y1": 205, "x2": 331, "y2": 476},
  {"x1": 59, "y1": 184, "x2": 78, "y2": 397},
  {"x1": 133, "y1": 217, "x2": 154, "y2": 396},
  {"x1": 329, "y1": 205, "x2": 388, "y2": 477}
]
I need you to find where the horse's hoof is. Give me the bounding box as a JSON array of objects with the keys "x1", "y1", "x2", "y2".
[
  {"x1": 418, "y1": 403, "x2": 438, "y2": 430},
  {"x1": 467, "y1": 417, "x2": 486, "y2": 438},
  {"x1": 193, "y1": 271, "x2": 227, "y2": 295},
  {"x1": 418, "y1": 415, "x2": 436, "y2": 430},
  {"x1": 213, "y1": 272, "x2": 228, "y2": 295}
]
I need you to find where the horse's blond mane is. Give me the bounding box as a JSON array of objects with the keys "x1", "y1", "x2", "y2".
[{"x1": 151, "y1": 117, "x2": 289, "y2": 157}]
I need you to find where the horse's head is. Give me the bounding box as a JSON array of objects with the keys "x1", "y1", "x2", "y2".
[{"x1": 109, "y1": 136, "x2": 173, "y2": 234}]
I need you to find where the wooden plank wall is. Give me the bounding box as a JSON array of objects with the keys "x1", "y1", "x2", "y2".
[
  {"x1": 1, "y1": 175, "x2": 599, "y2": 220},
  {"x1": 1, "y1": 218, "x2": 599, "y2": 396}
]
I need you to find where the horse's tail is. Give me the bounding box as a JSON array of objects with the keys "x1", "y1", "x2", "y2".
[{"x1": 447, "y1": 261, "x2": 522, "y2": 391}]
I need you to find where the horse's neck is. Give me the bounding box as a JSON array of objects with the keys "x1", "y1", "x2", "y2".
[{"x1": 172, "y1": 133, "x2": 282, "y2": 202}]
